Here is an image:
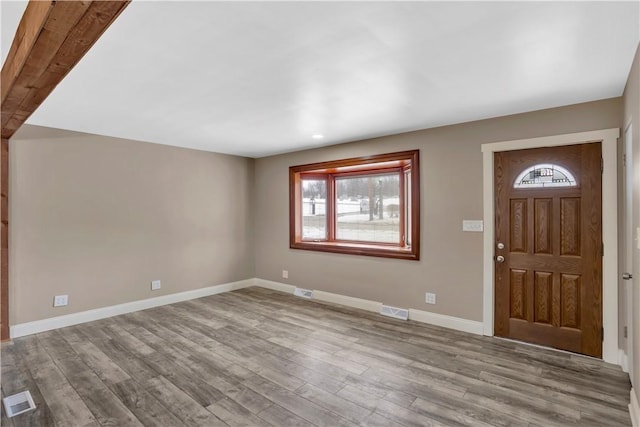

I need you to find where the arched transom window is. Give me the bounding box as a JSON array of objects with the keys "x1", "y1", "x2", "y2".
[{"x1": 513, "y1": 163, "x2": 577, "y2": 188}]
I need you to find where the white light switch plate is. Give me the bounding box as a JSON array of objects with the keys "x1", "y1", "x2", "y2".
[
  {"x1": 282, "y1": 270, "x2": 289, "y2": 279},
  {"x1": 151, "y1": 280, "x2": 161, "y2": 291},
  {"x1": 463, "y1": 220, "x2": 484, "y2": 232}
]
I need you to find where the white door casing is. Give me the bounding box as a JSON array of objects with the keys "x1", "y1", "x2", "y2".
[{"x1": 624, "y1": 122, "x2": 634, "y2": 377}]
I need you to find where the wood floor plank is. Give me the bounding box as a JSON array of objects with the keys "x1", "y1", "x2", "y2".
[
  {"x1": 60, "y1": 339, "x2": 131, "y2": 386},
  {"x1": 218, "y1": 383, "x2": 275, "y2": 415},
  {"x1": 144, "y1": 375, "x2": 227, "y2": 426},
  {"x1": 1, "y1": 287, "x2": 632, "y2": 427},
  {"x1": 179, "y1": 299, "x2": 258, "y2": 329},
  {"x1": 360, "y1": 364, "x2": 467, "y2": 401},
  {"x1": 244, "y1": 375, "x2": 357, "y2": 427},
  {"x1": 105, "y1": 318, "x2": 239, "y2": 409},
  {"x1": 340, "y1": 340, "x2": 416, "y2": 366},
  {"x1": 261, "y1": 322, "x2": 344, "y2": 354},
  {"x1": 13, "y1": 336, "x2": 99, "y2": 427},
  {"x1": 360, "y1": 412, "x2": 406, "y2": 427},
  {"x1": 80, "y1": 335, "x2": 160, "y2": 385},
  {"x1": 255, "y1": 351, "x2": 347, "y2": 394},
  {"x1": 478, "y1": 370, "x2": 631, "y2": 422},
  {"x1": 241, "y1": 357, "x2": 307, "y2": 392},
  {"x1": 1, "y1": 342, "x2": 54, "y2": 427},
  {"x1": 36, "y1": 331, "x2": 143, "y2": 427},
  {"x1": 146, "y1": 353, "x2": 227, "y2": 406},
  {"x1": 125, "y1": 313, "x2": 229, "y2": 364},
  {"x1": 256, "y1": 403, "x2": 315, "y2": 427},
  {"x1": 110, "y1": 321, "x2": 195, "y2": 364},
  {"x1": 110, "y1": 378, "x2": 186, "y2": 427},
  {"x1": 336, "y1": 383, "x2": 449, "y2": 427},
  {"x1": 172, "y1": 300, "x2": 231, "y2": 329},
  {"x1": 275, "y1": 346, "x2": 353, "y2": 383},
  {"x1": 579, "y1": 409, "x2": 633, "y2": 427},
  {"x1": 462, "y1": 387, "x2": 580, "y2": 427},
  {"x1": 409, "y1": 396, "x2": 498, "y2": 427},
  {"x1": 35, "y1": 330, "x2": 77, "y2": 360},
  {"x1": 0, "y1": 389, "x2": 15, "y2": 427},
  {"x1": 410, "y1": 387, "x2": 530, "y2": 427},
  {"x1": 159, "y1": 338, "x2": 272, "y2": 414},
  {"x1": 102, "y1": 323, "x2": 156, "y2": 356},
  {"x1": 268, "y1": 335, "x2": 369, "y2": 375},
  {"x1": 126, "y1": 311, "x2": 226, "y2": 358},
  {"x1": 111, "y1": 314, "x2": 271, "y2": 413},
  {"x1": 334, "y1": 346, "x2": 414, "y2": 372},
  {"x1": 460, "y1": 352, "x2": 627, "y2": 404},
  {"x1": 296, "y1": 383, "x2": 373, "y2": 423},
  {"x1": 205, "y1": 397, "x2": 273, "y2": 427}
]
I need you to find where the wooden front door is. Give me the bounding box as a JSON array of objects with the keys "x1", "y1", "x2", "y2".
[{"x1": 494, "y1": 143, "x2": 602, "y2": 358}]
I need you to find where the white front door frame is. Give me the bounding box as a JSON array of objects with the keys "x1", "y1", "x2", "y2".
[
  {"x1": 481, "y1": 128, "x2": 620, "y2": 364},
  {"x1": 624, "y1": 121, "x2": 634, "y2": 377}
]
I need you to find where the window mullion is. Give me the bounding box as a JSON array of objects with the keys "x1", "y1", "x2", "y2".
[
  {"x1": 327, "y1": 174, "x2": 336, "y2": 241},
  {"x1": 399, "y1": 170, "x2": 405, "y2": 247}
]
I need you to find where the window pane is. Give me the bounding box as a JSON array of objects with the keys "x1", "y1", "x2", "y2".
[
  {"x1": 302, "y1": 179, "x2": 326, "y2": 240},
  {"x1": 335, "y1": 173, "x2": 400, "y2": 243}
]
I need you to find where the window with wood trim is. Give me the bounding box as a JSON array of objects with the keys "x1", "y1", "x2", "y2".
[{"x1": 290, "y1": 150, "x2": 420, "y2": 260}]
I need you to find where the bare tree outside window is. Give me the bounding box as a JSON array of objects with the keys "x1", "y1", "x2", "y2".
[{"x1": 336, "y1": 174, "x2": 400, "y2": 243}]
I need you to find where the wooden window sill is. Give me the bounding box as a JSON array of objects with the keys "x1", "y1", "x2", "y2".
[{"x1": 291, "y1": 241, "x2": 418, "y2": 260}]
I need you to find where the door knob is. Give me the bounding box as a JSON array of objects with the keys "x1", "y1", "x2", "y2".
[
  {"x1": 497, "y1": 242, "x2": 505, "y2": 249},
  {"x1": 496, "y1": 255, "x2": 505, "y2": 263},
  {"x1": 623, "y1": 273, "x2": 633, "y2": 280}
]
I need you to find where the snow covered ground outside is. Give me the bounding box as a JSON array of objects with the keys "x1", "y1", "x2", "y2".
[
  {"x1": 303, "y1": 198, "x2": 400, "y2": 216},
  {"x1": 302, "y1": 198, "x2": 401, "y2": 243}
]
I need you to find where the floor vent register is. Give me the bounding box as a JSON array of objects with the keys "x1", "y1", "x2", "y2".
[{"x1": 3, "y1": 390, "x2": 36, "y2": 418}]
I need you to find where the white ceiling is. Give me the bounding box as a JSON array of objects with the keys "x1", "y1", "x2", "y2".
[{"x1": 2, "y1": 1, "x2": 639, "y2": 158}]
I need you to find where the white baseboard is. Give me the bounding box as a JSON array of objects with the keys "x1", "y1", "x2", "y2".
[
  {"x1": 313, "y1": 290, "x2": 382, "y2": 313},
  {"x1": 253, "y1": 278, "x2": 296, "y2": 294},
  {"x1": 620, "y1": 349, "x2": 630, "y2": 373},
  {"x1": 409, "y1": 308, "x2": 484, "y2": 335},
  {"x1": 9, "y1": 277, "x2": 482, "y2": 340},
  {"x1": 631, "y1": 388, "x2": 640, "y2": 427},
  {"x1": 253, "y1": 279, "x2": 483, "y2": 336},
  {"x1": 10, "y1": 278, "x2": 255, "y2": 339}
]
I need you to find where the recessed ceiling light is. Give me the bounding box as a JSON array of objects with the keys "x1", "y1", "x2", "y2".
[{"x1": 312, "y1": 134, "x2": 324, "y2": 139}]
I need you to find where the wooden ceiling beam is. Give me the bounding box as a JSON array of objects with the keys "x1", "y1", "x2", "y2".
[{"x1": 1, "y1": 0, "x2": 130, "y2": 139}]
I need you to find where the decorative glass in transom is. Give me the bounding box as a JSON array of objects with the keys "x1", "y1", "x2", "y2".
[{"x1": 513, "y1": 163, "x2": 577, "y2": 188}]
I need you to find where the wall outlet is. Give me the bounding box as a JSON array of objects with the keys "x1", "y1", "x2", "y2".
[
  {"x1": 151, "y1": 280, "x2": 161, "y2": 291},
  {"x1": 53, "y1": 295, "x2": 68, "y2": 307},
  {"x1": 282, "y1": 270, "x2": 289, "y2": 279},
  {"x1": 425, "y1": 292, "x2": 436, "y2": 304}
]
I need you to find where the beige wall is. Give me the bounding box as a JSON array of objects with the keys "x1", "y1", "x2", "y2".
[
  {"x1": 254, "y1": 98, "x2": 622, "y2": 321},
  {"x1": 9, "y1": 125, "x2": 255, "y2": 324},
  {"x1": 6, "y1": 92, "x2": 628, "y2": 348},
  {"x1": 623, "y1": 43, "x2": 640, "y2": 399}
]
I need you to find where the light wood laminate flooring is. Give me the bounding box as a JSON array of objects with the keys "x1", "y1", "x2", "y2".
[{"x1": 1, "y1": 287, "x2": 632, "y2": 426}]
